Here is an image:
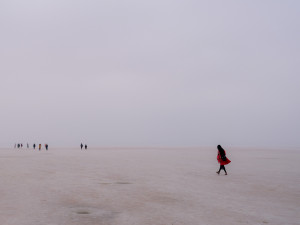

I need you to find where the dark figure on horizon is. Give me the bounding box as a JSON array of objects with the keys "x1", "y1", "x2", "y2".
[
  {"x1": 27, "y1": 143, "x2": 29, "y2": 148},
  {"x1": 216, "y1": 145, "x2": 231, "y2": 175},
  {"x1": 33, "y1": 144, "x2": 36, "y2": 149},
  {"x1": 45, "y1": 144, "x2": 48, "y2": 150},
  {"x1": 85, "y1": 144, "x2": 87, "y2": 150},
  {"x1": 21, "y1": 144, "x2": 23, "y2": 148},
  {"x1": 80, "y1": 143, "x2": 83, "y2": 150},
  {"x1": 17, "y1": 144, "x2": 20, "y2": 148},
  {"x1": 39, "y1": 144, "x2": 41, "y2": 151}
]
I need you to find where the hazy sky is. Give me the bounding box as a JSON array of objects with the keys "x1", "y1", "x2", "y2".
[{"x1": 1, "y1": 0, "x2": 299, "y2": 148}]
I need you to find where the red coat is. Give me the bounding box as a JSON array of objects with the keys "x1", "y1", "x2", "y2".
[{"x1": 217, "y1": 150, "x2": 231, "y2": 165}]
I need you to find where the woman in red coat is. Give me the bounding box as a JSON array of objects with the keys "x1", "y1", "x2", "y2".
[{"x1": 216, "y1": 145, "x2": 231, "y2": 175}]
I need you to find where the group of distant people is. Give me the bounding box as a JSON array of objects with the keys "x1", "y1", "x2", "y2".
[
  {"x1": 80, "y1": 143, "x2": 88, "y2": 150},
  {"x1": 14, "y1": 143, "x2": 88, "y2": 150},
  {"x1": 14, "y1": 143, "x2": 48, "y2": 150}
]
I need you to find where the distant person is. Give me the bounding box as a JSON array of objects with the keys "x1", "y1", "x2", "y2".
[
  {"x1": 216, "y1": 145, "x2": 231, "y2": 175},
  {"x1": 33, "y1": 144, "x2": 36, "y2": 149},
  {"x1": 80, "y1": 143, "x2": 83, "y2": 150},
  {"x1": 39, "y1": 144, "x2": 41, "y2": 151},
  {"x1": 18, "y1": 144, "x2": 20, "y2": 148},
  {"x1": 27, "y1": 143, "x2": 29, "y2": 148},
  {"x1": 45, "y1": 144, "x2": 48, "y2": 150},
  {"x1": 21, "y1": 144, "x2": 23, "y2": 148},
  {"x1": 85, "y1": 144, "x2": 87, "y2": 150}
]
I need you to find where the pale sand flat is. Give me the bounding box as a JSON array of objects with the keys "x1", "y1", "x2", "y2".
[{"x1": 0, "y1": 147, "x2": 299, "y2": 225}]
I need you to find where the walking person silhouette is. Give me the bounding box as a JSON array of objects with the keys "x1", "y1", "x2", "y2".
[{"x1": 216, "y1": 145, "x2": 231, "y2": 175}]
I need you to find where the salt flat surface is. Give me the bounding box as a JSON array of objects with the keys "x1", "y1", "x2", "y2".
[{"x1": 0, "y1": 147, "x2": 299, "y2": 225}]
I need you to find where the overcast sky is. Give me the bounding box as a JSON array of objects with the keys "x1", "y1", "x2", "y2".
[{"x1": 0, "y1": 0, "x2": 299, "y2": 148}]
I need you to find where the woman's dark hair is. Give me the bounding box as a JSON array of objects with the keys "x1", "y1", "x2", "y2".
[{"x1": 217, "y1": 145, "x2": 225, "y2": 157}]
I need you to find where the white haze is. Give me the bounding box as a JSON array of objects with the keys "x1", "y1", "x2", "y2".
[{"x1": 0, "y1": 0, "x2": 299, "y2": 148}]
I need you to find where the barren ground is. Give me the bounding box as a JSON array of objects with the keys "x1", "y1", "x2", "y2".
[{"x1": 0, "y1": 147, "x2": 299, "y2": 225}]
